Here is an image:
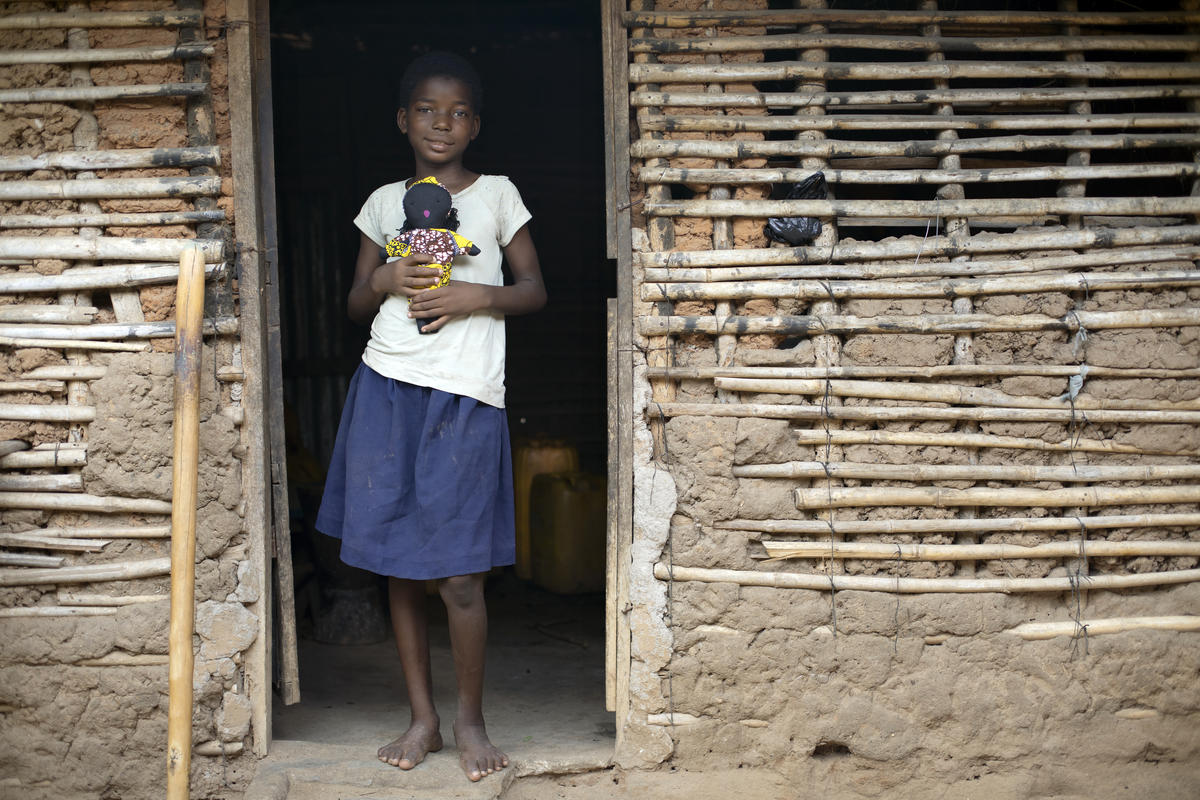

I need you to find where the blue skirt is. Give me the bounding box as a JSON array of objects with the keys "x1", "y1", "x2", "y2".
[{"x1": 315, "y1": 364, "x2": 515, "y2": 580}]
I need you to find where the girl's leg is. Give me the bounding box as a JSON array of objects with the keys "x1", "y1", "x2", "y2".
[
  {"x1": 379, "y1": 576, "x2": 444, "y2": 768},
  {"x1": 439, "y1": 572, "x2": 509, "y2": 782}
]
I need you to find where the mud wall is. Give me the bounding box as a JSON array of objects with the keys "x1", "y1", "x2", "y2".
[
  {"x1": 0, "y1": 3, "x2": 260, "y2": 798},
  {"x1": 616, "y1": 0, "x2": 1200, "y2": 786}
]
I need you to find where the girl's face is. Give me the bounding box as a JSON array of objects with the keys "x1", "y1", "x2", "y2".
[{"x1": 397, "y1": 76, "x2": 480, "y2": 169}]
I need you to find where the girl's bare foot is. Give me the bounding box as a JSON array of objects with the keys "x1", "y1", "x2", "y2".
[
  {"x1": 453, "y1": 719, "x2": 508, "y2": 782},
  {"x1": 378, "y1": 718, "x2": 443, "y2": 769}
]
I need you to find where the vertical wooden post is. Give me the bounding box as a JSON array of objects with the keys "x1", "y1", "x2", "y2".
[{"x1": 166, "y1": 245, "x2": 205, "y2": 800}]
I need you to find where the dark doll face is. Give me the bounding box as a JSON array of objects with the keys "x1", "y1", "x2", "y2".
[{"x1": 396, "y1": 75, "x2": 480, "y2": 168}]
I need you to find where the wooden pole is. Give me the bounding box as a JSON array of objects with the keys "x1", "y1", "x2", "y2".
[
  {"x1": 791, "y1": 427, "x2": 1194, "y2": 457},
  {"x1": 647, "y1": 363, "x2": 1200, "y2": 380},
  {"x1": 793, "y1": 484, "x2": 1200, "y2": 510},
  {"x1": 648, "y1": 401, "x2": 1200, "y2": 425},
  {"x1": 0, "y1": 210, "x2": 224, "y2": 230},
  {"x1": 640, "y1": 112, "x2": 1200, "y2": 132},
  {"x1": 738, "y1": 461, "x2": 1200, "y2": 483},
  {"x1": 632, "y1": 33, "x2": 1200, "y2": 55},
  {"x1": 167, "y1": 246, "x2": 204, "y2": 798},
  {"x1": 1008, "y1": 616, "x2": 1200, "y2": 640},
  {"x1": 0, "y1": 237, "x2": 222, "y2": 262},
  {"x1": 0, "y1": 176, "x2": 221, "y2": 201},
  {"x1": 0, "y1": 316, "x2": 238, "y2": 341},
  {"x1": 628, "y1": 61, "x2": 1200, "y2": 84},
  {"x1": 762, "y1": 539, "x2": 1200, "y2": 561},
  {"x1": 717, "y1": 512, "x2": 1200, "y2": 536},
  {"x1": 652, "y1": 562, "x2": 1200, "y2": 594},
  {"x1": 0, "y1": 146, "x2": 219, "y2": 173},
  {"x1": 0, "y1": 44, "x2": 215, "y2": 65},
  {"x1": 0, "y1": 262, "x2": 222, "y2": 293},
  {"x1": 0, "y1": 10, "x2": 202, "y2": 29},
  {"x1": 622, "y1": 9, "x2": 1200, "y2": 27},
  {"x1": 0, "y1": 556, "x2": 170, "y2": 587},
  {"x1": 0, "y1": 82, "x2": 206, "y2": 104},
  {"x1": 0, "y1": 336, "x2": 149, "y2": 353}
]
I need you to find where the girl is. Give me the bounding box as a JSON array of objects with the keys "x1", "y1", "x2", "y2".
[{"x1": 316, "y1": 51, "x2": 546, "y2": 783}]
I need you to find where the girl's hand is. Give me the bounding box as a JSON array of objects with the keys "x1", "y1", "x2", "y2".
[
  {"x1": 407, "y1": 280, "x2": 492, "y2": 333},
  {"x1": 369, "y1": 253, "x2": 442, "y2": 297}
]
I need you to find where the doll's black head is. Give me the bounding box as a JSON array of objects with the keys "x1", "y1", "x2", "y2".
[
  {"x1": 397, "y1": 51, "x2": 483, "y2": 115},
  {"x1": 401, "y1": 180, "x2": 459, "y2": 232}
]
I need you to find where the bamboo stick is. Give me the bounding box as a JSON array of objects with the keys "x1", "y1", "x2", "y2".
[
  {"x1": 0, "y1": 493, "x2": 171, "y2": 514},
  {"x1": 0, "y1": 441, "x2": 29, "y2": 458},
  {"x1": 791, "y1": 428, "x2": 1194, "y2": 457},
  {"x1": 631, "y1": 85, "x2": 1200, "y2": 110},
  {"x1": 58, "y1": 592, "x2": 161, "y2": 606},
  {"x1": 0, "y1": 475, "x2": 83, "y2": 493},
  {"x1": 194, "y1": 741, "x2": 243, "y2": 758},
  {"x1": 0, "y1": 606, "x2": 115, "y2": 618},
  {"x1": 649, "y1": 401, "x2": 1200, "y2": 425},
  {"x1": 0, "y1": 176, "x2": 221, "y2": 202},
  {"x1": 648, "y1": 364, "x2": 1200, "y2": 381},
  {"x1": 643, "y1": 247, "x2": 1200, "y2": 283},
  {"x1": 639, "y1": 308, "x2": 1200, "y2": 338},
  {"x1": 640, "y1": 163, "x2": 1200, "y2": 187},
  {"x1": 0, "y1": 146, "x2": 220, "y2": 173},
  {"x1": 0, "y1": 82, "x2": 207, "y2": 104},
  {"x1": 653, "y1": 562, "x2": 1200, "y2": 594},
  {"x1": 77, "y1": 653, "x2": 169, "y2": 666},
  {"x1": 623, "y1": 9, "x2": 1200, "y2": 26},
  {"x1": 793, "y1": 484, "x2": 1200, "y2": 510},
  {"x1": 0, "y1": 237, "x2": 222, "y2": 262},
  {"x1": 0, "y1": 380, "x2": 66, "y2": 394},
  {"x1": 717, "y1": 512, "x2": 1200, "y2": 536},
  {"x1": 0, "y1": 534, "x2": 107, "y2": 552},
  {"x1": 0, "y1": 336, "x2": 149, "y2": 352},
  {"x1": 632, "y1": 33, "x2": 1200, "y2": 55},
  {"x1": 21, "y1": 366, "x2": 106, "y2": 381},
  {"x1": 641, "y1": 195, "x2": 1200, "y2": 220},
  {"x1": 1008, "y1": 616, "x2": 1200, "y2": 640},
  {"x1": 635, "y1": 226, "x2": 1200, "y2": 267},
  {"x1": 0, "y1": 306, "x2": 97, "y2": 324},
  {"x1": 762, "y1": 540, "x2": 1200, "y2": 561},
  {"x1": 0, "y1": 404, "x2": 95, "y2": 422},
  {"x1": 0, "y1": 553, "x2": 64, "y2": 567},
  {"x1": 0, "y1": 210, "x2": 225, "y2": 230},
  {"x1": 642, "y1": 270, "x2": 1200, "y2": 303},
  {"x1": 0, "y1": 556, "x2": 170, "y2": 586},
  {"x1": 0, "y1": 448, "x2": 87, "y2": 469},
  {"x1": 713, "y1": 377, "x2": 1200, "y2": 412},
  {"x1": 738, "y1": 461, "x2": 1200, "y2": 483},
  {"x1": 0, "y1": 10, "x2": 202, "y2": 29},
  {"x1": 14, "y1": 525, "x2": 170, "y2": 539},
  {"x1": 167, "y1": 246, "x2": 204, "y2": 800},
  {"x1": 628, "y1": 61, "x2": 1200, "y2": 84},
  {"x1": 0, "y1": 262, "x2": 223, "y2": 293},
  {"x1": 0, "y1": 316, "x2": 238, "y2": 341},
  {"x1": 641, "y1": 112, "x2": 1200, "y2": 133},
  {"x1": 0, "y1": 44, "x2": 215, "y2": 65}
]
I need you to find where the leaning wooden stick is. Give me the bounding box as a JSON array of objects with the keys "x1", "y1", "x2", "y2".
[{"x1": 167, "y1": 245, "x2": 204, "y2": 800}]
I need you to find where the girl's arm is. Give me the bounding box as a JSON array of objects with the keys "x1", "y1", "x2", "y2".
[
  {"x1": 407, "y1": 224, "x2": 546, "y2": 332},
  {"x1": 346, "y1": 232, "x2": 440, "y2": 325}
]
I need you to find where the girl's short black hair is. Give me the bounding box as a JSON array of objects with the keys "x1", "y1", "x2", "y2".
[{"x1": 397, "y1": 51, "x2": 484, "y2": 114}]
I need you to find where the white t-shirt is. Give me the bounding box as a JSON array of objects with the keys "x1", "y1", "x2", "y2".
[{"x1": 353, "y1": 175, "x2": 531, "y2": 408}]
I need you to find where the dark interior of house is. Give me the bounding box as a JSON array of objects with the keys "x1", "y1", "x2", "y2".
[{"x1": 267, "y1": 0, "x2": 613, "y2": 750}]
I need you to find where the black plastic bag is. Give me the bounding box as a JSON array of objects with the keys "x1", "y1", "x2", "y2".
[{"x1": 763, "y1": 172, "x2": 826, "y2": 246}]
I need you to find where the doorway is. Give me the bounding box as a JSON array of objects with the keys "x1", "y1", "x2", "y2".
[{"x1": 266, "y1": 0, "x2": 615, "y2": 773}]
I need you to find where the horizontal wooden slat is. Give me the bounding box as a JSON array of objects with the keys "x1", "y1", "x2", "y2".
[
  {"x1": 629, "y1": 61, "x2": 1200, "y2": 84},
  {"x1": 763, "y1": 540, "x2": 1200, "y2": 561},
  {"x1": 635, "y1": 227, "x2": 1200, "y2": 267},
  {"x1": 794, "y1": 485, "x2": 1200, "y2": 510},
  {"x1": 717, "y1": 513, "x2": 1200, "y2": 537},
  {"x1": 646, "y1": 402, "x2": 1200, "y2": 425},
  {"x1": 0, "y1": 316, "x2": 239, "y2": 341},
  {"x1": 0, "y1": 146, "x2": 220, "y2": 173},
  {"x1": 638, "y1": 113, "x2": 1200, "y2": 133},
  {"x1": 647, "y1": 364, "x2": 1200, "y2": 381},
  {"x1": 645, "y1": 197, "x2": 1200, "y2": 220},
  {"x1": 653, "y1": 563, "x2": 1200, "y2": 594},
  {"x1": 738, "y1": 461, "x2": 1200, "y2": 482},
  {"x1": 0, "y1": 493, "x2": 171, "y2": 514},
  {"x1": 632, "y1": 32, "x2": 1200, "y2": 55},
  {"x1": 788, "y1": 428, "x2": 1193, "y2": 457},
  {"x1": 0, "y1": 210, "x2": 225, "y2": 229},
  {"x1": 0, "y1": 44, "x2": 214, "y2": 65},
  {"x1": 0, "y1": 237, "x2": 223, "y2": 262},
  {"x1": 631, "y1": 132, "x2": 1200, "y2": 161},
  {"x1": 0, "y1": 176, "x2": 220, "y2": 201},
  {"x1": 631, "y1": 85, "x2": 1200, "y2": 109},
  {"x1": 639, "y1": 163, "x2": 1200, "y2": 187},
  {"x1": 0, "y1": 262, "x2": 222, "y2": 293},
  {"x1": 0, "y1": 10, "x2": 202, "y2": 29},
  {"x1": 637, "y1": 308, "x2": 1200, "y2": 337},
  {"x1": 0, "y1": 404, "x2": 95, "y2": 422},
  {"x1": 641, "y1": 270, "x2": 1200, "y2": 303},
  {"x1": 0, "y1": 82, "x2": 207, "y2": 104},
  {"x1": 624, "y1": 9, "x2": 1200, "y2": 28}
]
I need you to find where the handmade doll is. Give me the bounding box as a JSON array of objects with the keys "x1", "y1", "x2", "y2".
[{"x1": 383, "y1": 175, "x2": 480, "y2": 333}]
